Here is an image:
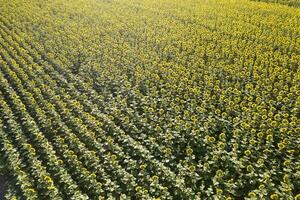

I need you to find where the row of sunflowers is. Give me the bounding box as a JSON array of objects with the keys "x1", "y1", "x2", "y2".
[{"x1": 0, "y1": 0, "x2": 299, "y2": 199}]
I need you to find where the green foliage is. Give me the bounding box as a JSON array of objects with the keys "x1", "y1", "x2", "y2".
[
  {"x1": 0, "y1": 0, "x2": 299, "y2": 199},
  {"x1": 251, "y1": 0, "x2": 300, "y2": 7}
]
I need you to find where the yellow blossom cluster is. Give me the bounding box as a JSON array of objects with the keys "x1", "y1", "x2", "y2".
[{"x1": 0, "y1": 0, "x2": 299, "y2": 199}]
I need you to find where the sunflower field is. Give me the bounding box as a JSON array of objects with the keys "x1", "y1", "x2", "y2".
[
  {"x1": 0, "y1": 0, "x2": 299, "y2": 199},
  {"x1": 251, "y1": 0, "x2": 300, "y2": 7}
]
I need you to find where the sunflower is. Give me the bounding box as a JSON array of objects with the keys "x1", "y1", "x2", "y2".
[{"x1": 244, "y1": 150, "x2": 252, "y2": 156}]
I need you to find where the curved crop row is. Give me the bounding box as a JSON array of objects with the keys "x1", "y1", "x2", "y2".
[{"x1": 0, "y1": 0, "x2": 299, "y2": 199}]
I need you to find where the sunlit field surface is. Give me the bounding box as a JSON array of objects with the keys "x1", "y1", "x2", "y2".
[
  {"x1": 252, "y1": 0, "x2": 300, "y2": 7},
  {"x1": 0, "y1": 0, "x2": 299, "y2": 199}
]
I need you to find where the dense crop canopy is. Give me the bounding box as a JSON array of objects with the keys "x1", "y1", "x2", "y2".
[
  {"x1": 0, "y1": 0, "x2": 299, "y2": 199},
  {"x1": 251, "y1": 0, "x2": 300, "y2": 7}
]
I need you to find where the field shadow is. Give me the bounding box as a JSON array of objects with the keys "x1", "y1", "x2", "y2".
[{"x1": 0, "y1": 174, "x2": 8, "y2": 199}]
